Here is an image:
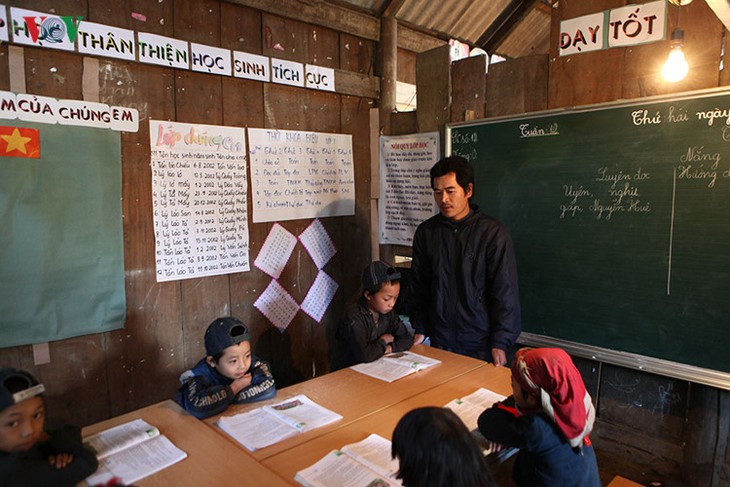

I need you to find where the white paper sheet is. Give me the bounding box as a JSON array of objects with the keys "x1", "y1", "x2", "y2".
[
  {"x1": 248, "y1": 128, "x2": 355, "y2": 222},
  {"x1": 378, "y1": 133, "x2": 439, "y2": 245},
  {"x1": 298, "y1": 219, "x2": 337, "y2": 269},
  {"x1": 217, "y1": 408, "x2": 298, "y2": 451},
  {"x1": 254, "y1": 280, "x2": 300, "y2": 331},
  {"x1": 150, "y1": 120, "x2": 249, "y2": 282},
  {"x1": 350, "y1": 352, "x2": 441, "y2": 382},
  {"x1": 300, "y1": 271, "x2": 339, "y2": 323},
  {"x1": 254, "y1": 223, "x2": 297, "y2": 278}
]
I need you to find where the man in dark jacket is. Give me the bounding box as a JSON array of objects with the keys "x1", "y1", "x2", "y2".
[{"x1": 409, "y1": 156, "x2": 521, "y2": 365}]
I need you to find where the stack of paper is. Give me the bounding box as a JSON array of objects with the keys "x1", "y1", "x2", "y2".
[
  {"x1": 350, "y1": 351, "x2": 441, "y2": 382},
  {"x1": 217, "y1": 394, "x2": 343, "y2": 451},
  {"x1": 295, "y1": 433, "x2": 402, "y2": 487},
  {"x1": 84, "y1": 419, "x2": 187, "y2": 485}
]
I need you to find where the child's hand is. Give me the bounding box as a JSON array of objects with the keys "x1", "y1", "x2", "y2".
[
  {"x1": 230, "y1": 373, "x2": 253, "y2": 394},
  {"x1": 48, "y1": 452, "x2": 74, "y2": 469},
  {"x1": 486, "y1": 440, "x2": 507, "y2": 454},
  {"x1": 379, "y1": 333, "x2": 394, "y2": 344},
  {"x1": 413, "y1": 334, "x2": 426, "y2": 345}
]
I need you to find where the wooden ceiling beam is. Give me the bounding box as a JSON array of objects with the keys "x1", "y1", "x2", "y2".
[
  {"x1": 225, "y1": 0, "x2": 444, "y2": 51},
  {"x1": 225, "y1": 0, "x2": 380, "y2": 41},
  {"x1": 475, "y1": 0, "x2": 539, "y2": 54},
  {"x1": 380, "y1": 0, "x2": 407, "y2": 18}
]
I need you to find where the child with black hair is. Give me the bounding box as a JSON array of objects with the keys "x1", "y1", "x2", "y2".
[
  {"x1": 0, "y1": 367, "x2": 98, "y2": 486},
  {"x1": 333, "y1": 260, "x2": 413, "y2": 370},
  {"x1": 176, "y1": 316, "x2": 276, "y2": 419},
  {"x1": 392, "y1": 406, "x2": 496, "y2": 487},
  {"x1": 477, "y1": 347, "x2": 601, "y2": 487}
]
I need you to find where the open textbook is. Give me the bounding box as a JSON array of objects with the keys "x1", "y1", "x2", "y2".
[
  {"x1": 83, "y1": 419, "x2": 187, "y2": 485},
  {"x1": 295, "y1": 433, "x2": 402, "y2": 487},
  {"x1": 444, "y1": 387, "x2": 508, "y2": 455},
  {"x1": 217, "y1": 394, "x2": 343, "y2": 451},
  {"x1": 350, "y1": 351, "x2": 441, "y2": 382}
]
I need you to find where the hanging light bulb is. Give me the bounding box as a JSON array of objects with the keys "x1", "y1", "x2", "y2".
[{"x1": 662, "y1": 28, "x2": 688, "y2": 82}]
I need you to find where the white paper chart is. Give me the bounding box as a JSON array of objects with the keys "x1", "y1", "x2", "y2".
[
  {"x1": 379, "y1": 132, "x2": 439, "y2": 245},
  {"x1": 300, "y1": 271, "x2": 339, "y2": 323},
  {"x1": 298, "y1": 219, "x2": 337, "y2": 269},
  {"x1": 254, "y1": 280, "x2": 300, "y2": 331},
  {"x1": 150, "y1": 120, "x2": 250, "y2": 282},
  {"x1": 248, "y1": 128, "x2": 355, "y2": 222},
  {"x1": 254, "y1": 223, "x2": 297, "y2": 279}
]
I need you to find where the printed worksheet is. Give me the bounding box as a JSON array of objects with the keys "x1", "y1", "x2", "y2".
[
  {"x1": 298, "y1": 219, "x2": 337, "y2": 269},
  {"x1": 300, "y1": 270, "x2": 339, "y2": 322},
  {"x1": 254, "y1": 223, "x2": 297, "y2": 278},
  {"x1": 254, "y1": 280, "x2": 300, "y2": 331}
]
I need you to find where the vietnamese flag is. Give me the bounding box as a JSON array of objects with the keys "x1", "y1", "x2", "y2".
[{"x1": 0, "y1": 126, "x2": 41, "y2": 158}]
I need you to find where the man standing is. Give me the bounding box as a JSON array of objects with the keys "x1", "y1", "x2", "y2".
[{"x1": 409, "y1": 156, "x2": 521, "y2": 365}]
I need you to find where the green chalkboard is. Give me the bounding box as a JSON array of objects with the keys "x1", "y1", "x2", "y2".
[{"x1": 447, "y1": 88, "x2": 730, "y2": 376}]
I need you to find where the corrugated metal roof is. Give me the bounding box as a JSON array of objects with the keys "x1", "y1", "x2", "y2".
[
  {"x1": 334, "y1": 0, "x2": 552, "y2": 59},
  {"x1": 493, "y1": 5, "x2": 552, "y2": 57}
]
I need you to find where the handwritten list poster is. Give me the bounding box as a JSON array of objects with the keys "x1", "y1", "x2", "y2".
[
  {"x1": 379, "y1": 132, "x2": 439, "y2": 245},
  {"x1": 150, "y1": 120, "x2": 250, "y2": 282},
  {"x1": 248, "y1": 128, "x2": 355, "y2": 222}
]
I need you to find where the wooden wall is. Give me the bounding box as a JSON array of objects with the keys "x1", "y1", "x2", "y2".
[
  {"x1": 0, "y1": 0, "x2": 391, "y2": 426},
  {"x1": 433, "y1": 1, "x2": 729, "y2": 485}
]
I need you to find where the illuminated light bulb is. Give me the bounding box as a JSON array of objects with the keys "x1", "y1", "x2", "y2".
[{"x1": 662, "y1": 28, "x2": 688, "y2": 82}]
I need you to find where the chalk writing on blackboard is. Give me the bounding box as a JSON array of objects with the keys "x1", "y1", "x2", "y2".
[{"x1": 447, "y1": 89, "x2": 730, "y2": 375}]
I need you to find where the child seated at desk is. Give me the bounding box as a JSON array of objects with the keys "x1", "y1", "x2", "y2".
[
  {"x1": 477, "y1": 347, "x2": 600, "y2": 487},
  {"x1": 332, "y1": 260, "x2": 413, "y2": 370},
  {"x1": 176, "y1": 316, "x2": 276, "y2": 419},
  {"x1": 0, "y1": 367, "x2": 98, "y2": 486},
  {"x1": 392, "y1": 406, "x2": 496, "y2": 487}
]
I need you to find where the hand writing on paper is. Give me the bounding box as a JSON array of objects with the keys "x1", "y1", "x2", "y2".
[
  {"x1": 491, "y1": 348, "x2": 507, "y2": 367},
  {"x1": 231, "y1": 373, "x2": 253, "y2": 394}
]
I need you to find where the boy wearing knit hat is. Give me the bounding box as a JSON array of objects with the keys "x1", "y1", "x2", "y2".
[
  {"x1": 0, "y1": 368, "x2": 98, "y2": 486},
  {"x1": 176, "y1": 317, "x2": 276, "y2": 419},
  {"x1": 332, "y1": 261, "x2": 413, "y2": 370}
]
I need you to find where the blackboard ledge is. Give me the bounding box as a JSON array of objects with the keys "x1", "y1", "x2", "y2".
[{"x1": 517, "y1": 333, "x2": 730, "y2": 391}]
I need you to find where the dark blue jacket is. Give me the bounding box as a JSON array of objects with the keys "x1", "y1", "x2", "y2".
[
  {"x1": 176, "y1": 355, "x2": 276, "y2": 419},
  {"x1": 478, "y1": 398, "x2": 601, "y2": 487},
  {"x1": 409, "y1": 207, "x2": 521, "y2": 357}
]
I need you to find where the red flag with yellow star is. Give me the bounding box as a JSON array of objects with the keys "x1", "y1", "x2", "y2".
[{"x1": 0, "y1": 126, "x2": 40, "y2": 158}]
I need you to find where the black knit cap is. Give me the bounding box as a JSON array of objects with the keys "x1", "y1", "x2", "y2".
[
  {"x1": 204, "y1": 317, "x2": 251, "y2": 357},
  {"x1": 0, "y1": 368, "x2": 45, "y2": 411},
  {"x1": 362, "y1": 261, "x2": 401, "y2": 289}
]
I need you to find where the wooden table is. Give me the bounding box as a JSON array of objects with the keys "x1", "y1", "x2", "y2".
[
  {"x1": 83, "y1": 400, "x2": 291, "y2": 486},
  {"x1": 260, "y1": 364, "x2": 512, "y2": 482},
  {"x1": 205, "y1": 345, "x2": 488, "y2": 460}
]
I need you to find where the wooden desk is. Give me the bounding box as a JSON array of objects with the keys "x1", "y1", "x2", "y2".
[
  {"x1": 205, "y1": 345, "x2": 488, "y2": 460},
  {"x1": 83, "y1": 400, "x2": 292, "y2": 486},
  {"x1": 261, "y1": 364, "x2": 512, "y2": 482}
]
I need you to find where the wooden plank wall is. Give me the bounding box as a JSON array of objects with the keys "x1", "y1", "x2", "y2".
[
  {"x1": 440, "y1": 1, "x2": 730, "y2": 485},
  {"x1": 0, "y1": 0, "x2": 386, "y2": 426}
]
